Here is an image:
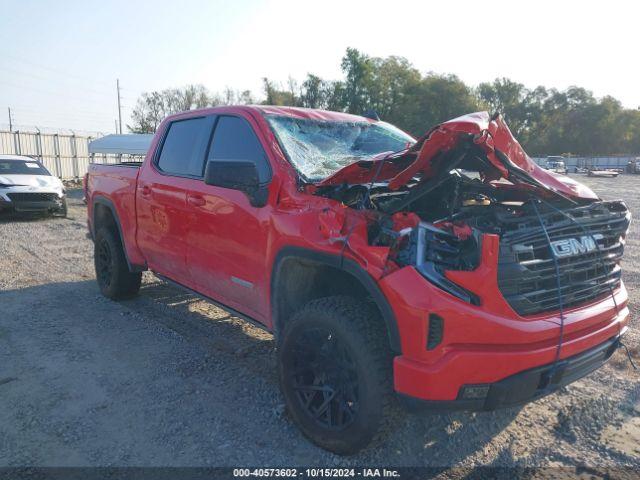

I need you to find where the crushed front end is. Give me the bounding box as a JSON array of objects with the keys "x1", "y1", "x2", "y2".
[
  {"x1": 378, "y1": 198, "x2": 629, "y2": 409},
  {"x1": 309, "y1": 112, "x2": 631, "y2": 409}
]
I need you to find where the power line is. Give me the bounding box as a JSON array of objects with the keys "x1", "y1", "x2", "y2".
[
  {"x1": 0, "y1": 79, "x2": 111, "y2": 103},
  {"x1": 117, "y1": 79, "x2": 123, "y2": 134},
  {"x1": 7, "y1": 108, "x2": 114, "y2": 131},
  {"x1": 11, "y1": 109, "x2": 113, "y2": 122},
  {"x1": 9, "y1": 103, "x2": 113, "y2": 117},
  {"x1": 0, "y1": 64, "x2": 114, "y2": 98},
  {"x1": 3, "y1": 52, "x2": 119, "y2": 90}
]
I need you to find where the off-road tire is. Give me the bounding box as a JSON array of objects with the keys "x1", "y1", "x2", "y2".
[
  {"x1": 94, "y1": 227, "x2": 141, "y2": 300},
  {"x1": 278, "y1": 296, "x2": 396, "y2": 455}
]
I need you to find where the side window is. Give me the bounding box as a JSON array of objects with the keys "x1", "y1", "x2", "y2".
[
  {"x1": 157, "y1": 117, "x2": 212, "y2": 177},
  {"x1": 208, "y1": 116, "x2": 271, "y2": 183}
]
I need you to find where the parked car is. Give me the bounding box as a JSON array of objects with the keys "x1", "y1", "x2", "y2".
[
  {"x1": 626, "y1": 158, "x2": 640, "y2": 174},
  {"x1": 85, "y1": 107, "x2": 630, "y2": 454},
  {"x1": 545, "y1": 156, "x2": 568, "y2": 174},
  {"x1": 0, "y1": 155, "x2": 67, "y2": 216}
]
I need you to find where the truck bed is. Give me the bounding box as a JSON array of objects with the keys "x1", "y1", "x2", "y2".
[{"x1": 86, "y1": 162, "x2": 143, "y2": 267}]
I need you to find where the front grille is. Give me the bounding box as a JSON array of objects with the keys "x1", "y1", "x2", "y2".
[
  {"x1": 497, "y1": 201, "x2": 630, "y2": 316},
  {"x1": 7, "y1": 192, "x2": 60, "y2": 202}
]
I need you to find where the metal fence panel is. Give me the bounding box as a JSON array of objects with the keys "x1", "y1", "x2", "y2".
[
  {"x1": 533, "y1": 156, "x2": 637, "y2": 170},
  {"x1": 0, "y1": 130, "x2": 95, "y2": 179}
]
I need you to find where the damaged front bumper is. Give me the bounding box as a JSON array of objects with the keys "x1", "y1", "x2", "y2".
[
  {"x1": 0, "y1": 191, "x2": 66, "y2": 213},
  {"x1": 378, "y1": 254, "x2": 629, "y2": 407},
  {"x1": 399, "y1": 335, "x2": 621, "y2": 412}
]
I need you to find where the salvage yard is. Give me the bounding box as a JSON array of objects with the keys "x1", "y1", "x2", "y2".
[{"x1": 0, "y1": 175, "x2": 638, "y2": 469}]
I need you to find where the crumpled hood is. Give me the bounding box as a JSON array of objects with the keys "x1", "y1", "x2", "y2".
[
  {"x1": 435, "y1": 112, "x2": 597, "y2": 200},
  {"x1": 0, "y1": 174, "x2": 63, "y2": 190},
  {"x1": 318, "y1": 112, "x2": 598, "y2": 201}
]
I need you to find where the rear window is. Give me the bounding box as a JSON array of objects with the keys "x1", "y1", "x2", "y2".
[
  {"x1": 157, "y1": 117, "x2": 213, "y2": 177},
  {"x1": 0, "y1": 160, "x2": 50, "y2": 175}
]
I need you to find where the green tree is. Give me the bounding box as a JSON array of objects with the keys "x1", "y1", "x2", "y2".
[
  {"x1": 341, "y1": 48, "x2": 374, "y2": 114},
  {"x1": 478, "y1": 78, "x2": 533, "y2": 138},
  {"x1": 397, "y1": 74, "x2": 479, "y2": 137},
  {"x1": 300, "y1": 74, "x2": 327, "y2": 108},
  {"x1": 262, "y1": 77, "x2": 296, "y2": 106},
  {"x1": 368, "y1": 56, "x2": 421, "y2": 122},
  {"x1": 128, "y1": 84, "x2": 253, "y2": 133},
  {"x1": 128, "y1": 91, "x2": 168, "y2": 133},
  {"x1": 128, "y1": 48, "x2": 640, "y2": 155}
]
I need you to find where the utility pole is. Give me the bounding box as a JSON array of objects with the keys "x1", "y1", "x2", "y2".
[
  {"x1": 116, "y1": 79, "x2": 122, "y2": 134},
  {"x1": 8, "y1": 107, "x2": 13, "y2": 132}
]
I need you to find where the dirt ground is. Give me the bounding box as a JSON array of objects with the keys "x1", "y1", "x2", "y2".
[{"x1": 0, "y1": 175, "x2": 638, "y2": 470}]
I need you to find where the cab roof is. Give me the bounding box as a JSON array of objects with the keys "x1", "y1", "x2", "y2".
[
  {"x1": 248, "y1": 105, "x2": 375, "y2": 123},
  {"x1": 167, "y1": 105, "x2": 376, "y2": 124}
]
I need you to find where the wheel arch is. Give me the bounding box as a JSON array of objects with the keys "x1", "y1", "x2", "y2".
[
  {"x1": 271, "y1": 246, "x2": 402, "y2": 354},
  {"x1": 92, "y1": 196, "x2": 144, "y2": 272}
]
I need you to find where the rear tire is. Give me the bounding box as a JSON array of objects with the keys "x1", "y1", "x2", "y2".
[
  {"x1": 278, "y1": 296, "x2": 396, "y2": 455},
  {"x1": 94, "y1": 227, "x2": 141, "y2": 299}
]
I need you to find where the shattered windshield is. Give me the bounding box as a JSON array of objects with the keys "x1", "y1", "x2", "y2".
[{"x1": 266, "y1": 115, "x2": 415, "y2": 180}]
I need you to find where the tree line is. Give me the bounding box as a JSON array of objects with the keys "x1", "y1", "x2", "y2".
[{"x1": 129, "y1": 48, "x2": 640, "y2": 156}]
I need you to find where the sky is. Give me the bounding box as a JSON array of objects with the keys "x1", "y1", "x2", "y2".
[{"x1": 1, "y1": 0, "x2": 639, "y2": 134}]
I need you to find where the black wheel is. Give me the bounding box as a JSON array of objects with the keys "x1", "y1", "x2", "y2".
[
  {"x1": 278, "y1": 296, "x2": 396, "y2": 455},
  {"x1": 94, "y1": 227, "x2": 141, "y2": 300}
]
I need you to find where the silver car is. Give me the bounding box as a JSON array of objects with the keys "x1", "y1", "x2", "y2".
[{"x1": 0, "y1": 155, "x2": 67, "y2": 216}]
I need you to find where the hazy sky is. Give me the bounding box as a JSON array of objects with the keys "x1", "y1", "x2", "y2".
[{"x1": 1, "y1": 0, "x2": 638, "y2": 134}]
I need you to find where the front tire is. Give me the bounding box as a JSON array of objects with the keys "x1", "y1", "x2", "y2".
[
  {"x1": 278, "y1": 296, "x2": 395, "y2": 455},
  {"x1": 94, "y1": 227, "x2": 141, "y2": 300}
]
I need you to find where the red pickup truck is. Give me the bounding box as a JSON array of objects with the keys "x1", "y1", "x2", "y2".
[{"x1": 85, "y1": 106, "x2": 630, "y2": 454}]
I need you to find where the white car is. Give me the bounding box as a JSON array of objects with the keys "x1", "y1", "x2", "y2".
[
  {"x1": 545, "y1": 156, "x2": 568, "y2": 174},
  {"x1": 0, "y1": 155, "x2": 67, "y2": 216}
]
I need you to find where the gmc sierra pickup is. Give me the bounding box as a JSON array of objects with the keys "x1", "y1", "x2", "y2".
[{"x1": 85, "y1": 106, "x2": 630, "y2": 454}]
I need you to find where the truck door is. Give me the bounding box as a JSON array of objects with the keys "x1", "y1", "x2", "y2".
[
  {"x1": 185, "y1": 114, "x2": 273, "y2": 322},
  {"x1": 136, "y1": 115, "x2": 215, "y2": 285}
]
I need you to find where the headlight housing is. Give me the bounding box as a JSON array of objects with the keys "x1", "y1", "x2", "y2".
[{"x1": 398, "y1": 222, "x2": 481, "y2": 305}]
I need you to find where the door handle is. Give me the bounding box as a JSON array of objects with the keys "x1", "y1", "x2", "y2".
[
  {"x1": 140, "y1": 185, "x2": 151, "y2": 197},
  {"x1": 187, "y1": 194, "x2": 206, "y2": 207}
]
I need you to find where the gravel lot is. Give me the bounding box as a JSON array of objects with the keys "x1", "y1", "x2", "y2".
[{"x1": 0, "y1": 176, "x2": 638, "y2": 470}]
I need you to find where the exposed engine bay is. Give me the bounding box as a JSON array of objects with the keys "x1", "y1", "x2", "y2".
[
  {"x1": 312, "y1": 131, "x2": 573, "y2": 266},
  {"x1": 309, "y1": 113, "x2": 630, "y2": 311},
  {"x1": 314, "y1": 152, "x2": 550, "y2": 302}
]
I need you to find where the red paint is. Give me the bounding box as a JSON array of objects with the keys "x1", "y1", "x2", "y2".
[
  {"x1": 391, "y1": 212, "x2": 421, "y2": 231},
  {"x1": 434, "y1": 220, "x2": 473, "y2": 240},
  {"x1": 86, "y1": 106, "x2": 626, "y2": 404},
  {"x1": 318, "y1": 111, "x2": 598, "y2": 201}
]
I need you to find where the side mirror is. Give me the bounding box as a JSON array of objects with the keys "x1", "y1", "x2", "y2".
[{"x1": 204, "y1": 160, "x2": 268, "y2": 207}]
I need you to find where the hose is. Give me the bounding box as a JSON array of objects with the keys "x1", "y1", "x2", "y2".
[{"x1": 531, "y1": 199, "x2": 566, "y2": 373}]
